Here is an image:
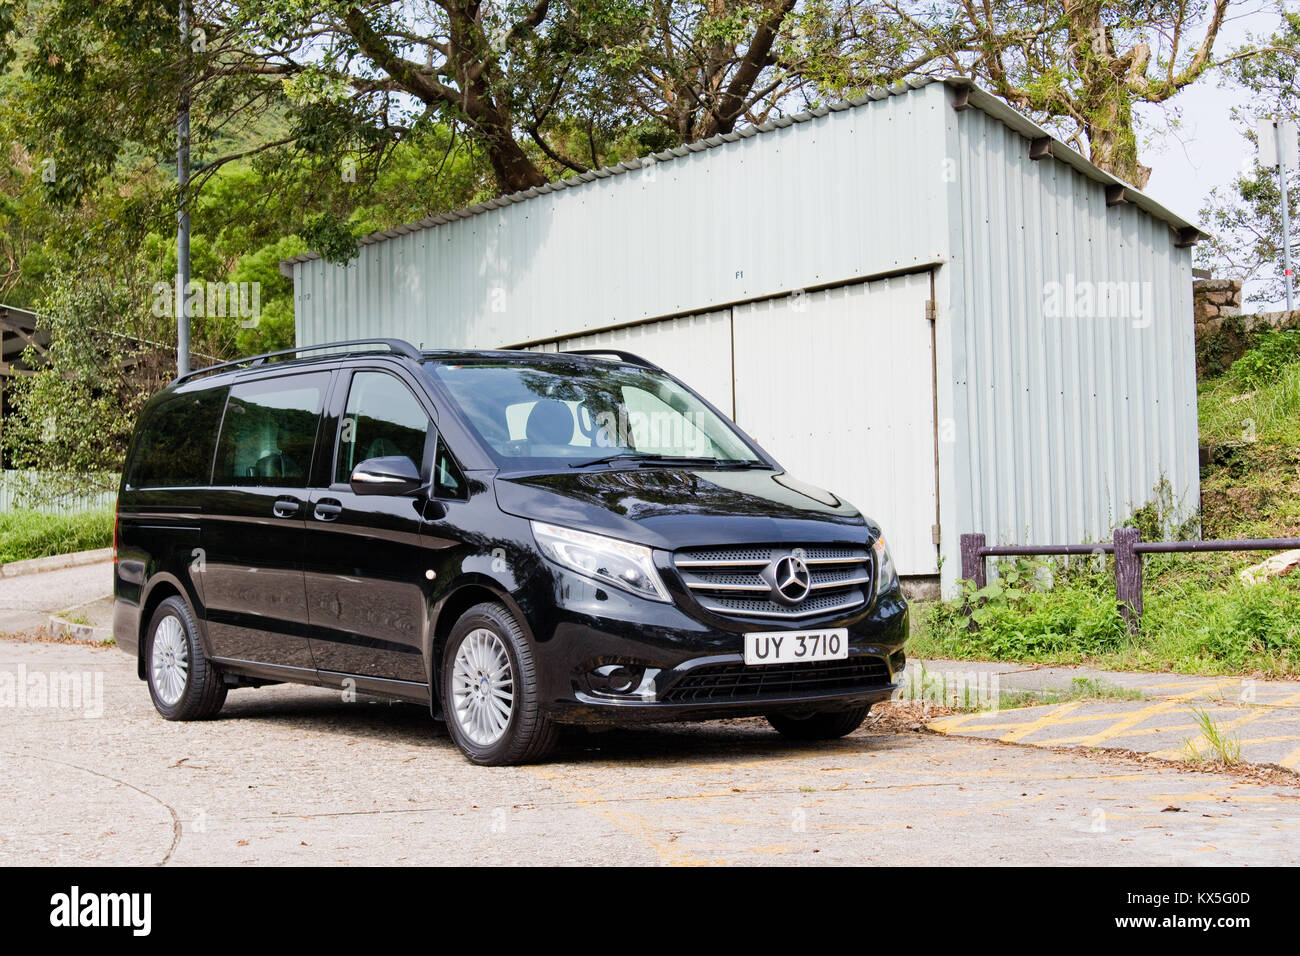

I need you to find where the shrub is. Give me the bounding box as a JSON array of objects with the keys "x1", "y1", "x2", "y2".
[{"x1": 1229, "y1": 329, "x2": 1300, "y2": 390}]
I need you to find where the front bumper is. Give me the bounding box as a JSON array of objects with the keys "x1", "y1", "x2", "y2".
[{"x1": 527, "y1": 568, "x2": 909, "y2": 726}]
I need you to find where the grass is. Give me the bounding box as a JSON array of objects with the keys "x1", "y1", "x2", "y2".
[
  {"x1": 912, "y1": 552, "x2": 1300, "y2": 678},
  {"x1": 1183, "y1": 707, "x2": 1242, "y2": 766},
  {"x1": 994, "y1": 677, "x2": 1146, "y2": 711},
  {"x1": 0, "y1": 508, "x2": 114, "y2": 565},
  {"x1": 1199, "y1": 361, "x2": 1300, "y2": 449}
]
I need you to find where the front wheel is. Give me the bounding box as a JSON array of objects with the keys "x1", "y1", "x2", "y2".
[
  {"x1": 767, "y1": 704, "x2": 870, "y2": 740},
  {"x1": 441, "y1": 602, "x2": 558, "y2": 766},
  {"x1": 145, "y1": 596, "x2": 227, "y2": 720}
]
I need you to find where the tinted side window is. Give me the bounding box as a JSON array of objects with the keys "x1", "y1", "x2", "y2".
[
  {"x1": 433, "y1": 440, "x2": 468, "y2": 500},
  {"x1": 128, "y1": 387, "x2": 228, "y2": 488},
  {"x1": 214, "y1": 373, "x2": 329, "y2": 488},
  {"x1": 335, "y1": 371, "x2": 430, "y2": 484}
]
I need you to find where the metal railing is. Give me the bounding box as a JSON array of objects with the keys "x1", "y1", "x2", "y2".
[{"x1": 960, "y1": 531, "x2": 1300, "y2": 630}]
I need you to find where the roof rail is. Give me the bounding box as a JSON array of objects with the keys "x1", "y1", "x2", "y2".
[
  {"x1": 173, "y1": 338, "x2": 422, "y2": 385},
  {"x1": 561, "y1": 348, "x2": 661, "y2": 370}
]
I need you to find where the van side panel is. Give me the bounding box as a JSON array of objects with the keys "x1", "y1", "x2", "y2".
[{"x1": 113, "y1": 384, "x2": 229, "y2": 668}]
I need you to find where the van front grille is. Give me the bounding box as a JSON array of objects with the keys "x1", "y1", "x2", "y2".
[{"x1": 673, "y1": 544, "x2": 873, "y2": 620}]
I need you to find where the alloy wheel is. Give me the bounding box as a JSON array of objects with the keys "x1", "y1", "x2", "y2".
[{"x1": 451, "y1": 628, "x2": 515, "y2": 745}]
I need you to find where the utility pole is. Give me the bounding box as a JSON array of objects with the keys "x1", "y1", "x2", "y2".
[
  {"x1": 176, "y1": 0, "x2": 191, "y2": 376},
  {"x1": 1276, "y1": 119, "x2": 1294, "y2": 311},
  {"x1": 1261, "y1": 115, "x2": 1298, "y2": 311}
]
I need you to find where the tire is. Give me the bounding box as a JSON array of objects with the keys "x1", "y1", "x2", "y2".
[
  {"x1": 767, "y1": 704, "x2": 871, "y2": 741},
  {"x1": 144, "y1": 596, "x2": 227, "y2": 721},
  {"x1": 441, "y1": 602, "x2": 557, "y2": 766}
]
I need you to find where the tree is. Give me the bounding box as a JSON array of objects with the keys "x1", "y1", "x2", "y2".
[
  {"x1": 865, "y1": 0, "x2": 1251, "y2": 187},
  {"x1": 1196, "y1": 10, "x2": 1300, "y2": 303},
  {"x1": 11, "y1": 0, "x2": 829, "y2": 206}
]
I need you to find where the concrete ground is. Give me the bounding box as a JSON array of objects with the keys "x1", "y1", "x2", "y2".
[
  {"x1": 917, "y1": 660, "x2": 1300, "y2": 771},
  {"x1": 0, "y1": 560, "x2": 114, "y2": 635},
  {"x1": 2, "y1": 639, "x2": 1299, "y2": 865}
]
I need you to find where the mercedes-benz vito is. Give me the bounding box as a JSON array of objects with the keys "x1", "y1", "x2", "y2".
[{"x1": 114, "y1": 339, "x2": 908, "y2": 764}]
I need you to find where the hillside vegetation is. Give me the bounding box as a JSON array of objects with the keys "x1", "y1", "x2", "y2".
[{"x1": 914, "y1": 330, "x2": 1300, "y2": 676}]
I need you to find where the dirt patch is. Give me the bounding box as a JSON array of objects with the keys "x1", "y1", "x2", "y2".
[
  {"x1": 864, "y1": 699, "x2": 956, "y2": 733},
  {"x1": 0, "y1": 626, "x2": 115, "y2": 649}
]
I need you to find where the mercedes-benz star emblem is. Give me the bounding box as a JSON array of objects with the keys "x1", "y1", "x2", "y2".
[{"x1": 768, "y1": 554, "x2": 812, "y2": 604}]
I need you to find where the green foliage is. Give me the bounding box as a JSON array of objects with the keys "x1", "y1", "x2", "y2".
[
  {"x1": 299, "y1": 213, "x2": 359, "y2": 266},
  {"x1": 1196, "y1": 13, "x2": 1300, "y2": 301},
  {"x1": 1122, "y1": 476, "x2": 1200, "y2": 543},
  {"x1": 2, "y1": 254, "x2": 175, "y2": 476},
  {"x1": 1198, "y1": 330, "x2": 1300, "y2": 539},
  {"x1": 1228, "y1": 329, "x2": 1300, "y2": 390},
  {"x1": 0, "y1": 508, "x2": 114, "y2": 564},
  {"x1": 1201, "y1": 361, "x2": 1300, "y2": 451},
  {"x1": 1184, "y1": 707, "x2": 1241, "y2": 765},
  {"x1": 927, "y1": 568, "x2": 1130, "y2": 661},
  {"x1": 228, "y1": 235, "x2": 305, "y2": 354},
  {"x1": 918, "y1": 561, "x2": 1300, "y2": 676}
]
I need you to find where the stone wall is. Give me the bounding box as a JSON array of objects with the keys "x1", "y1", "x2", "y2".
[
  {"x1": 1193, "y1": 278, "x2": 1242, "y2": 326},
  {"x1": 1194, "y1": 278, "x2": 1300, "y2": 378}
]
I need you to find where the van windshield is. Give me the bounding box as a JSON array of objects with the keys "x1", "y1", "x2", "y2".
[{"x1": 427, "y1": 357, "x2": 765, "y2": 469}]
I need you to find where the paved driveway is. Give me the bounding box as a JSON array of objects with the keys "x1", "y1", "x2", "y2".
[
  {"x1": 3, "y1": 639, "x2": 1298, "y2": 865},
  {"x1": 0, "y1": 561, "x2": 114, "y2": 634}
]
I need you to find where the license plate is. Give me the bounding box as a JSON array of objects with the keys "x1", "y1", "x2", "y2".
[{"x1": 744, "y1": 628, "x2": 849, "y2": 666}]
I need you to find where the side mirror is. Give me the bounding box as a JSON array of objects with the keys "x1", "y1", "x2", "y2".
[{"x1": 350, "y1": 455, "x2": 423, "y2": 496}]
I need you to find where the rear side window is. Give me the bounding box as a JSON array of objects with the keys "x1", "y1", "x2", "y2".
[
  {"x1": 214, "y1": 372, "x2": 329, "y2": 488},
  {"x1": 334, "y1": 371, "x2": 430, "y2": 484},
  {"x1": 128, "y1": 387, "x2": 228, "y2": 488}
]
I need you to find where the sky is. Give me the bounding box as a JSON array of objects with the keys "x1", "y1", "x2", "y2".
[{"x1": 1138, "y1": 3, "x2": 1290, "y2": 306}]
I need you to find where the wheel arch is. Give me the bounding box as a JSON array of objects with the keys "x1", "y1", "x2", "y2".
[
  {"x1": 136, "y1": 574, "x2": 205, "y2": 681},
  {"x1": 425, "y1": 576, "x2": 535, "y2": 716}
]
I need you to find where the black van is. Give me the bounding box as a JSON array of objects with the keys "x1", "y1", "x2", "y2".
[{"x1": 114, "y1": 339, "x2": 908, "y2": 765}]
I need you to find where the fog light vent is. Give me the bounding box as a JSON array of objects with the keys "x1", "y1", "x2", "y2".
[{"x1": 591, "y1": 664, "x2": 643, "y2": 695}]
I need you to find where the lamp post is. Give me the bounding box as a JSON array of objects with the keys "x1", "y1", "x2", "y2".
[
  {"x1": 176, "y1": 0, "x2": 191, "y2": 376},
  {"x1": 1260, "y1": 115, "x2": 1298, "y2": 311}
]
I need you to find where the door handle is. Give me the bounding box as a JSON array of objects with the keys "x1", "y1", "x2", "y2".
[
  {"x1": 314, "y1": 499, "x2": 343, "y2": 521},
  {"x1": 272, "y1": 497, "x2": 301, "y2": 518}
]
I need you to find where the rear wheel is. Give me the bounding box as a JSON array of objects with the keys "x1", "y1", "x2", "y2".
[
  {"x1": 441, "y1": 602, "x2": 557, "y2": 766},
  {"x1": 767, "y1": 704, "x2": 870, "y2": 740},
  {"x1": 145, "y1": 596, "x2": 227, "y2": 720}
]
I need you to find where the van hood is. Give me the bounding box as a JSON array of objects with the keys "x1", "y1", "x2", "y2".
[{"x1": 493, "y1": 467, "x2": 874, "y2": 550}]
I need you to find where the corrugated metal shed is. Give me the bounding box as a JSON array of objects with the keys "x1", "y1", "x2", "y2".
[
  {"x1": 938, "y1": 103, "x2": 1199, "y2": 563},
  {"x1": 286, "y1": 78, "x2": 1203, "y2": 595}
]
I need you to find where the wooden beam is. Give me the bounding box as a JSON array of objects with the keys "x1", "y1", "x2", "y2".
[
  {"x1": 951, "y1": 86, "x2": 972, "y2": 111},
  {"x1": 1029, "y1": 137, "x2": 1052, "y2": 161},
  {"x1": 2, "y1": 322, "x2": 48, "y2": 358},
  {"x1": 1106, "y1": 184, "x2": 1129, "y2": 206},
  {"x1": 1174, "y1": 226, "x2": 1201, "y2": 248}
]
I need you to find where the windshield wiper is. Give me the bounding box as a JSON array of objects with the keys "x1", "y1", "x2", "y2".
[{"x1": 570, "y1": 452, "x2": 762, "y2": 469}]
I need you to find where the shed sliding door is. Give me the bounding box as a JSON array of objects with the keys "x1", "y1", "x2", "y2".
[
  {"x1": 529, "y1": 270, "x2": 940, "y2": 576},
  {"x1": 731, "y1": 273, "x2": 939, "y2": 576}
]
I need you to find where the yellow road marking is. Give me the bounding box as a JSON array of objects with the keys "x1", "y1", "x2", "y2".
[
  {"x1": 528, "y1": 766, "x2": 721, "y2": 866},
  {"x1": 1281, "y1": 745, "x2": 1300, "y2": 770},
  {"x1": 1071, "y1": 686, "x2": 1259, "y2": 748},
  {"x1": 1000, "y1": 702, "x2": 1085, "y2": 742},
  {"x1": 1150, "y1": 690, "x2": 1300, "y2": 760}
]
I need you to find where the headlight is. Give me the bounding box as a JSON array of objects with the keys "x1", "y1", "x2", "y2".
[
  {"x1": 873, "y1": 535, "x2": 899, "y2": 592},
  {"x1": 531, "y1": 521, "x2": 670, "y2": 602}
]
